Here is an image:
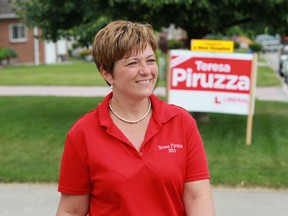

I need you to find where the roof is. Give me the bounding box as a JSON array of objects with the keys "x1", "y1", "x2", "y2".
[{"x1": 0, "y1": 0, "x2": 17, "y2": 19}]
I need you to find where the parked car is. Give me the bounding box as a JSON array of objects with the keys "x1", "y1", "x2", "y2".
[
  {"x1": 255, "y1": 34, "x2": 281, "y2": 52},
  {"x1": 279, "y1": 45, "x2": 288, "y2": 77},
  {"x1": 282, "y1": 58, "x2": 288, "y2": 83}
]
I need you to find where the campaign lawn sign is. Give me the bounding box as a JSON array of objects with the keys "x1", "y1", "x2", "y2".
[
  {"x1": 167, "y1": 50, "x2": 257, "y2": 145},
  {"x1": 191, "y1": 39, "x2": 234, "y2": 53}
]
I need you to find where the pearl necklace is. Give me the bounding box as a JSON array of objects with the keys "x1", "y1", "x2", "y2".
[{"x1": 109, "y1": 98, "x2": 152, "y2": 124}]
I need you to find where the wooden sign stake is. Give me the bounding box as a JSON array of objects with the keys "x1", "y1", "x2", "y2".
[{"x1": 246, "y1": 53, "x2": 258, "y2": 145}]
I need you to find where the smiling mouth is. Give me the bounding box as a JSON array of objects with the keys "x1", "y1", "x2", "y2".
[{"x1": 136, "y1": 79, "x2": 152, "y2": 85}]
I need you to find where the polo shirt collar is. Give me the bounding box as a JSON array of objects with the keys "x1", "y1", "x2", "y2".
[
  {"x1": 98, "y1": 92, "x2": 113, "y2": 128},
  {"x1": 149, "y1": 94, "x2": 178, "y2": 124}
]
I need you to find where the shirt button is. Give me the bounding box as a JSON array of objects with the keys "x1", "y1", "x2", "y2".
[{"x1": 139, "y1": 152, "x2": 143, "y2": 156}]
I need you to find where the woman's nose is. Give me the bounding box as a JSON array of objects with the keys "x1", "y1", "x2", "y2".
[{"x1": 139, "y1": 63, "x2": 151, "y2": 75}]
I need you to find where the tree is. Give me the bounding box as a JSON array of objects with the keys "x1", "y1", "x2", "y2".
[{"x1": 10, "y1": 0, "x2": 288, "y2": 46}]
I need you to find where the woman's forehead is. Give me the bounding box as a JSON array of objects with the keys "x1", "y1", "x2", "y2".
[{"x1": 122, "y1": 45, "x2": 154, "y2": 59}]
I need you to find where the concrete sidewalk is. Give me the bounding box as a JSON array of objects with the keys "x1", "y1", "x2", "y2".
[
  {"x1": 1, "y1": 183, "x2": 288, "y2": 216},
  {"x1": 256, "y1": 85, "x2": 288, "y2": 101},
  {"x1": 0, "y1": 85, "x2": 288, "y2": 101},
  {"x1": 0, "y1": 86, "x2": 165, "y2": 97}
]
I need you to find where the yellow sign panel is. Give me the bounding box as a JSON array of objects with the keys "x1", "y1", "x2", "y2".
[{"x1": 191, "y1": 39, "x2": 234, "y2": 53}]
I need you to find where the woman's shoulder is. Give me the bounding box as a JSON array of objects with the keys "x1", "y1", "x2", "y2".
[
  {"x1": 151, "y1": 95, "x2": 195, "y2": 123},
  {"x1": 154, "y1": 95, "x2": 190, "y2": 113},
  {"x1": 68, "y1": 108, "x2": 99, "y2": 132}
]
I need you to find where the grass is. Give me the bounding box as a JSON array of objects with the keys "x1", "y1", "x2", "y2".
[
  {"x1": 0, "y1": 62, "x2": 106, "y2": 86},
  {"x1": 197, "y1": 100, "x2": 288, "y2": 188},
  {"x1": 0, "y1": 57, "x2": 279, "y2": 87},
  {"x1": 257, "y1": 64, "x2": 282, "y2": 86},
  {"x1": 0, "y1": 96, "x2": 287, "y2": 188},
  {"x1": 0, "y1": 96, "x2": 100, "y2": 182}
]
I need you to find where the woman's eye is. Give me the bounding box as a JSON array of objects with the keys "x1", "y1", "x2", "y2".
[
  {"x1": 147, "y1": 59, "x2": 156, "y2": 63},
  {"x1": 127, "y1": 61, "x2": 137, "y2": 66}
]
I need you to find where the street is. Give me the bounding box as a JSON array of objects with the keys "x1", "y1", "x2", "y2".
[
  {"x1": 1, "y1": 184, "x2": 288, "y2": 216},
  {"x1": 263, "y1": 52, "x2": 280, "y2": 72}
]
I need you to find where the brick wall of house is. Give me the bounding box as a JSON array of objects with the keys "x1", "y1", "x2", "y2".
[{"x1": 0, "y1": 18, "x2": 45, "y2": 64}]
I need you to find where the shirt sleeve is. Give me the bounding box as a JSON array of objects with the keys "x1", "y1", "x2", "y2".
[
  {"x1": 184, "y1": 114, "x2": 210, "y2": 182},
  {"x1": 58, "y1": 131, "x2": 91, "y2": 194}
]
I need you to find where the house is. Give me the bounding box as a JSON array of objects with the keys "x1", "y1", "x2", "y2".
[{"x1": 0, "y1": 0, "x2": 69, "y2": 65}]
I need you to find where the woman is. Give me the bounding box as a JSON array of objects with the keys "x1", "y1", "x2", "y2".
[{"x1": 56, "y1": 20, "x2": 215, "y2": 216}]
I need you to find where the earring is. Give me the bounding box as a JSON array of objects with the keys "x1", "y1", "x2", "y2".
[{"x1": 110, "y1": 84, "x2": 113, "y2": 89}]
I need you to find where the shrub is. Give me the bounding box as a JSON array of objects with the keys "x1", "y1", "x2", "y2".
[
  {"x1": 249, "y1": 42, "x2": 262, "y2": 53},
  {"x1": 167, "y1": 39, "x2": 185, "y2": 49},
  {"x1": 78, "y1": 49, "x2": 93, "y2": 61},
  {"x1": 78, "y1": 49, "x2": 92, "y2": 57},
  {"x1": 6, "y1": 48, "x2": 17, "y2": 58},
  {"x1": 234, "y1": 41, "x2": 240, "y2": 49},
  {"x1": 0, "y1": 48, "x2": 6, "y2": 61},
  {"x1": 0, "y1": 47, "x2": 17, "y2": 64},
  {"x1": 72, "y1": 42, "x2": 81, "y2": 49}
]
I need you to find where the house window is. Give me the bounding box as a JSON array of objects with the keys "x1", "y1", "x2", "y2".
[{"x1": 9, "y1": 23, "x2": 27, "y2": 42}]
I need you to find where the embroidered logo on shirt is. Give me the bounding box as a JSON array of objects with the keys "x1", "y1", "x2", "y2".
[{"x1": 158, "y1": 143, "x2": 183, "y2": 153}]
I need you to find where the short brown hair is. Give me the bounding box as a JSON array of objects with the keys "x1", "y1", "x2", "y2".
[{"x1": 92, "y1": 20, "x2": 158, "y2": 73}]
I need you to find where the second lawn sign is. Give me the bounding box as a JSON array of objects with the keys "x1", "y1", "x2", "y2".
[{"x1": 167, "y1": 50, "x2": 256, "y2": 115}]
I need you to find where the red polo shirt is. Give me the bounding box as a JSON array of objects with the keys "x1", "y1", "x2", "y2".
[{"x1": 58, "y1": 93, "x2": 210, "y2": 216}]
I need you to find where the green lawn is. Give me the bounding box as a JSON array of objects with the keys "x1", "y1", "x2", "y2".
[
  {"x1": 0, "y1": 96, "x2": 287, "y2": 188},
  {"x1": 0, "y1": 62, "x2": 106, "y2": 86},
  {"x1": 0, "y1": 96, "x2": 99, "y2": 182},
  {"x1": 257, "y1": 64, "x2": 282, "y2": 86},
  {"x1": 198, "y1": 100, "x2": 288, "y2": 188}
]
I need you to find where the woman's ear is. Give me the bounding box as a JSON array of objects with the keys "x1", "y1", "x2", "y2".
[{"x1": 99, "y1": 66, "x2": 113, "y2": 85}]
